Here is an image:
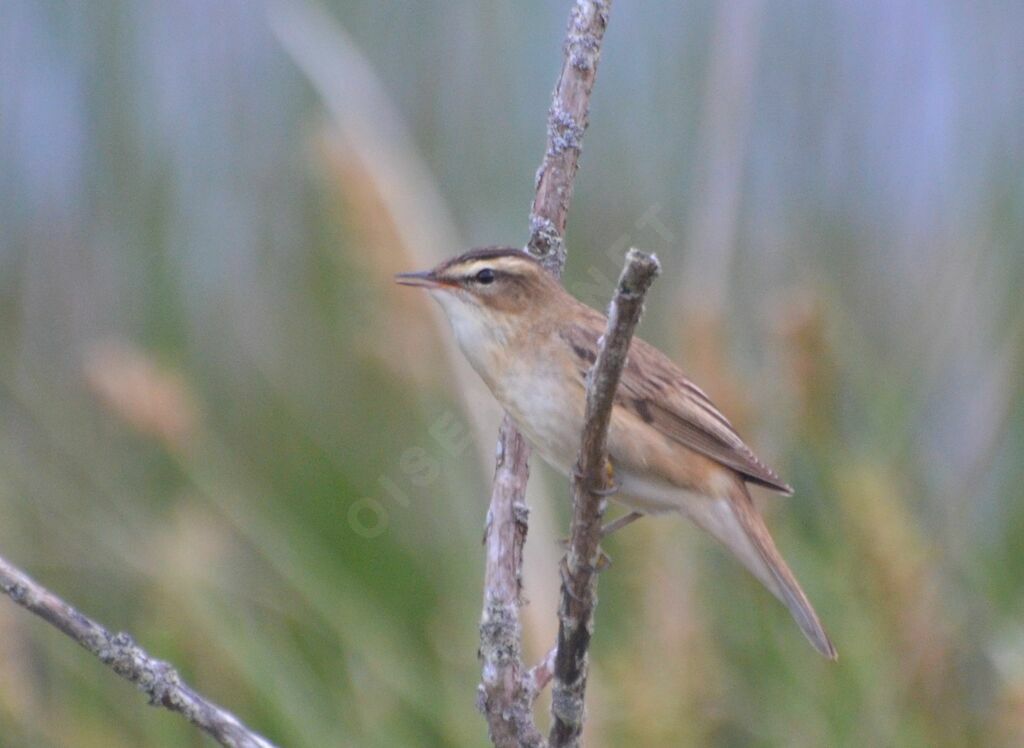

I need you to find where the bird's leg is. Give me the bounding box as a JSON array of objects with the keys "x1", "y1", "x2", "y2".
[
  {"x1": 600, "y1": 511, "x2": 643, "y2": 539},
  {"x1": 580, "y1": 512, "x2": 643, "y2": 570}
]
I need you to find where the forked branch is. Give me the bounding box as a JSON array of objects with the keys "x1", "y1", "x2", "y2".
[{"x1": 478, "y1": 1, "x2": 613, "y2": 746}]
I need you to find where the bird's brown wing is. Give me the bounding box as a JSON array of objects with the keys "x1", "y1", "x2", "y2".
[{"x1": 560, "y1": 320, "x2": 793, "y2": 494}]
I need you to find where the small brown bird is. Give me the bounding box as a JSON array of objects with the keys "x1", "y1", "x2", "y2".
[{"x1": 396, "y1": 246, "x2": 836, "y2": 659}]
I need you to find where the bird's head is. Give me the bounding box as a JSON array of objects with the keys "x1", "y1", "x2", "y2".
[
  {"x1": 395, "y1": 245, "x2": 567, "y2": 366},
  {"x1": 396, "y1": 247, "x2": 562, "y2": 349}
]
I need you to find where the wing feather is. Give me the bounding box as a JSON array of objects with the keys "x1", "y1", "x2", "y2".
[{"x1": 560, "y1": 320, "x2": 793, "y2": 494}]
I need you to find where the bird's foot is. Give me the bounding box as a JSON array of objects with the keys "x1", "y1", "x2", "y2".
[
  {"x1": 572, "y1": 459, "x2": 620, "y2": 496},
  {"x1": 556, "y1": 539, "x2": 614, "y2": 572}
]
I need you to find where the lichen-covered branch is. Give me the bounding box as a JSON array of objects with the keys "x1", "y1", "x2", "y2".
[
  {"x1": 549, "y1": 249, "x2": 661, "y2": 748},
  {"x1": 477, "y1": 1, "x2": 613, "y2": 746},
  {"x1": 477, "y1": 418, "x2": 545, "y2": 748},
  {"x1": 528, "y1": 0, "x2": 612, "y2": 275},
  {"x1": 0, "y1": 554, "x2": 277, "y2": 748}
]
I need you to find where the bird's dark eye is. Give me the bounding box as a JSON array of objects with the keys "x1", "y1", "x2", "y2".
[{"x1": 475, "y1": 268, "x2": 495, "y2": 284}]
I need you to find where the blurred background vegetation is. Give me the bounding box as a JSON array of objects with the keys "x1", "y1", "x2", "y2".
[{"x1": 1, "y1": 1, "x2": 1022, "y2": 746}]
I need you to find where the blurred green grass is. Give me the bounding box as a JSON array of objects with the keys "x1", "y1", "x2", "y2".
[{"x1": 1, "y1": 1, "x2": 1022, "y2": 746}]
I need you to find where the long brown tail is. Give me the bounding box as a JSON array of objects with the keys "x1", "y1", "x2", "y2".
[{"x1": 684, "y1": 480, "x2": 837, "y2": 660}]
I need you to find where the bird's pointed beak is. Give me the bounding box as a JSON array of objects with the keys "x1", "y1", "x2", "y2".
[{"x1": 394, "y1": 269, "x2": 447, "y2": 289}]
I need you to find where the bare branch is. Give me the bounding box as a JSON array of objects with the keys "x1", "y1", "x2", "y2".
[
  {"x1": 528, "y1": 0, "x2": 612, "y2": 275},
  {"x1": 477, "y1": 419, "x2": 545, "y2": 748},
  {"x1": 0, "y1": 554, "x2": 277, "y2": 748},
  {"x1": 477, "y1": 1, "x2": 613, "y2": 746},
  {"x1": 549, "y1": 249, "x2": 661, "y2": 748}
]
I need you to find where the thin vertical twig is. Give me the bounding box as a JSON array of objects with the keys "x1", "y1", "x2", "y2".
[
  {"x1": 477, "y1": 1, "x2": 613, "y2": 745},
  {"x1": 548, "y1": 250, "x2": 661, "y2": 747},
  {"x1": 528, "y1": 0, "x2": 613, "y2": 276},
  {"x1": 478, "y1": 420, "x2": 545, "y2": 748}
]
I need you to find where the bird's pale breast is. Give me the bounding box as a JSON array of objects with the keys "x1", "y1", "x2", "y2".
[{"x1": 491, "y1": 348, "x2": 586, "y2": 476}]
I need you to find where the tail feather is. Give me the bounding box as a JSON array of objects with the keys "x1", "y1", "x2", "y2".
[{"x1": 683, "y1": 482, "x2": 837, "y2": 660}]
